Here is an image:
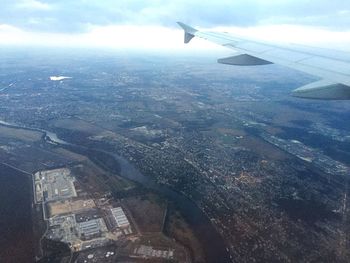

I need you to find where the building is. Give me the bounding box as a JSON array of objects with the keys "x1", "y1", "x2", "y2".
[
  {"x1": 78, "y1": 219, "x2": 103, "y2": 239},
  {"x1": 111, "y1": 207, "x2": 130, "y2": 228}
]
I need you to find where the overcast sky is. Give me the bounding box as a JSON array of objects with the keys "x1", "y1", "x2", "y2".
[{"x1": 1, "y1": 0, "x2": 350, "y2": 49}]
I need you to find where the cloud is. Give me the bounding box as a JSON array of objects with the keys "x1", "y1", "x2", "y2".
[
  {"x1": 16, "y1": 0, "x2": 52, "y2": 11},
  {"x1": 1, "y1": 22, "x2": 350, "y2": 51},
  {"x1": 1, "y1": 0, "x2": 350, "y2": 34},
  {"x1": 0, "y1": 23, "x2": 215, "y2": 50},
  {"x1": 0, "y1": 24, "x2": 22, "y2": 32},
  {"x1": 1, "y1": 1, "x2": 350, "y2": 49}
]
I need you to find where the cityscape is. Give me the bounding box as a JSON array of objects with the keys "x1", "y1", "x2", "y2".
[{"x1": 0, "y1": 49, "x2": 349, "y2": 262}]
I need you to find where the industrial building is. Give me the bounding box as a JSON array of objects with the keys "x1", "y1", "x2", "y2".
[
  {"x1": 33, "y1": 168, "x2": 77, "y2": 204},
  {"x1": 111, "y1": 207, "x2": 130, "y2": 228},
  {"x1": 134, "y1": 245, "x2": 174, "y2": 259},
  {"x1": 34, "y1": 168, "x2": 136, "y2": 254},
  {"x1": 78, "y1": 218, "x2": 107, "y2": 240}
]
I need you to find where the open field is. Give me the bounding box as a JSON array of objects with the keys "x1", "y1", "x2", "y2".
[
  {"x1": 165, "y1": 209, "x2": 205, "y2": 263},
  {"x1": 123, "y1": 194, "x2": 166, "y2": 233},
  {"x1": 51, "y1": 118, "x2": 104, "y2": 134},
  {"x1": 0, "y1": 125, "x2": 42, "y2": 142},
  {"x1": 53, "y1": 148, "x2": 87, "y2": 162},
  {"x1": 71, "y1": 160, "x2": 135, "y2": 195},
  {"x1": 238, "y1": 136, "x2": 289, "y2": 161},
  {"x1": 48, "y1": 198, "x2": 96, "y2": 217}
]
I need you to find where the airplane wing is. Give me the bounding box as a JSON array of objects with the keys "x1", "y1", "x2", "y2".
[{"x1": 177, "y1": 22, "x2": 350, "y2": 100}]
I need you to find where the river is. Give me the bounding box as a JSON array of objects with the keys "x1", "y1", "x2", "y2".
[
  {"x1": 112, "y1": 154, "x2": 232, "y2": 262},
  {"x1": 0, "y1": 121, "x2": 232, "y2": 262},
  {"x1": 47, "y1": 133, "x2": 232, "y2": 262}
]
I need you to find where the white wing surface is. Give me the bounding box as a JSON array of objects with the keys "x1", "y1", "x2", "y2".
[{"x1": 177, "y1": 22, "x2": 350, "y2": 100}]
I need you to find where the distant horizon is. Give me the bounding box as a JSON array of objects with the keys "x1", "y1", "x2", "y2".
[
  {"x1": 1, "y1": 24, "x2": 350, "y2": 51},
  {"x1": 1, "y1": 1, "x2": 350, "y2": 50}
]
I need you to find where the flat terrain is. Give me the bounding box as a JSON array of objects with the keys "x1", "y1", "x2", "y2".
[
  {"x1": 48, "y1": 198, "x2": 96, "y2": 217},
  {"x1": 0, "y1": 164, "x2": 34, "y2": 263},
  {"x1": 0, "y1": 51, "x2": 349, "y2": 262},
  {"x1": 123, "y1": 194, "x2": 166, "y2": 233},
  {"x1": 0, "y1": 125, "x2": 42, "y2": 142},
  {"x1": 165, "y1": 209, "x2": 205, "y2": 263}
]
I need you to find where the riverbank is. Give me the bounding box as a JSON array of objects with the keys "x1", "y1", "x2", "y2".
[{"x1": 0, "y1": 121, "x2": 232, "y2": 262}]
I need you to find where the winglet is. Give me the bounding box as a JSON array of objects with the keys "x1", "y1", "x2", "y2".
[
  {"x1": 177, "y1": 22, "x2": 197, "y2": 44},
  {"x1": 292, "y1": 80, "x2": 350, "y2": 100}
]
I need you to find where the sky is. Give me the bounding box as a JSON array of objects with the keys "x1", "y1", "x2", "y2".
[{"x1": 1, "y1": 0, "x2": 350, "y2": 50}]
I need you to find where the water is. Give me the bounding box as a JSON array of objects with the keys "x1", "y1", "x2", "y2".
[
  {"x1": 47, "y1": 132, "x2": 232, "y2": 262},
  {"x1": 109, "y1": 154, "x2": 232, "y2": 262},
  {"x1": 45, "y1": 131, "x2": 70, "y2": 145},
  {"x1": 1, "y1": 124, "x2": 232, "y2": 262},
  {"x1": 0, "y1": 120, "x2": 15, "y2": 126},
  {"x1": 0, "y1": 163, "x2": 34, "y2": 263}
]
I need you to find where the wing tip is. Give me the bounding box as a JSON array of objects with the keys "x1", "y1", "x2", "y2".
[
  {"x1": 176, "y1": 22, "x2": 197, "y2": 34},
  {"x1": 177, "y1": 22, "x2": 197, "y2": 44}
]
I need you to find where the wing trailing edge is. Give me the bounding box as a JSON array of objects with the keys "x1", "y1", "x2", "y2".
[{"x1": 177, "y1": 22, "x2": 350, "y2": 100}]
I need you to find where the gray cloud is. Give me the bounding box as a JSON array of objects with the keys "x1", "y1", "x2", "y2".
[{"x1": 1, "y1": 0, "x2": 350, "y2": 33}]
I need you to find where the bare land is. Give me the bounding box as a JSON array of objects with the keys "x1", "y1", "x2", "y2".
[
  {"x1": 123, "y1": 194, "x2": 166, "y2": 233},
  {"x1": 0, "y1": 125, "x2": 42, "y2": 142},
  {"x1": 48, "y1": 198, "x2": 96, "y2": 217}
]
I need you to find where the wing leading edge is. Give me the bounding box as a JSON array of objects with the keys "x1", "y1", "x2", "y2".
[{"x1": 177, "y1": 22, "x2": 350, "y2": 100}]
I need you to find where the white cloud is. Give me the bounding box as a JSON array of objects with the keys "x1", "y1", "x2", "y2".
[
  {"x1": 0, "y1": 24, "x2": 22, "y2": 32},
  {"x1": 1, "y1": 23, "x2": 350, "y2": 52},
  {"x1": 2, "y1": 1, "x2": 350, "y2": 33},
  {"x1": 0, "y1": 24, "x2": 217, "y2": 51},
  {"x1": 80, "y1": 24, "x2": 218, "y2": 50},
  {"x1": 0, "y1": 24, "x2": 33, "y2": 44},
  {"x1": 16, "y1": 0, "x2": 52, "y2": 11}
]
